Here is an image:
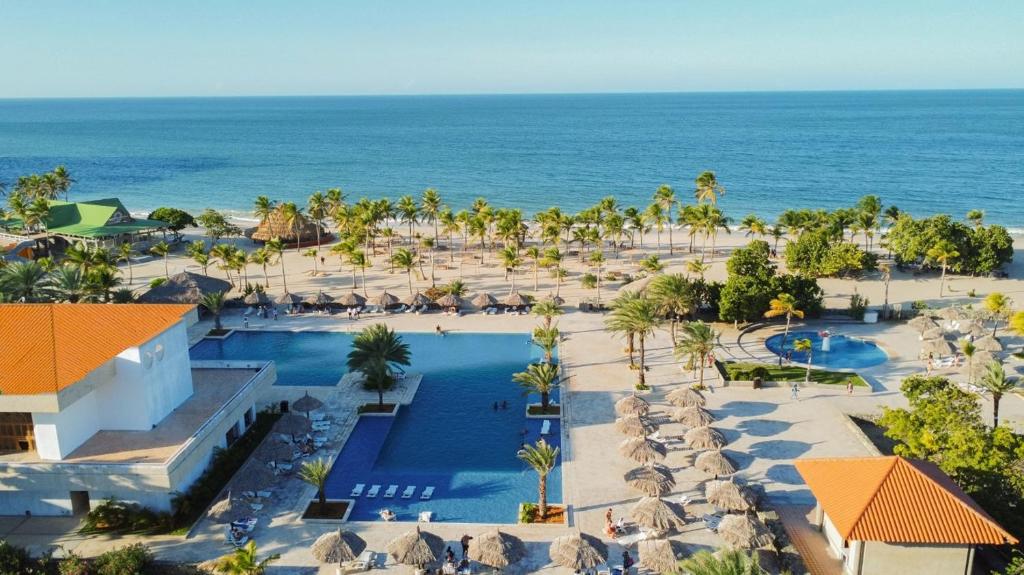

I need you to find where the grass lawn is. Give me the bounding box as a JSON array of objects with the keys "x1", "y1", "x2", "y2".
[{"x1": 722, "y1": 361, "x2": 868, "y2": 387}]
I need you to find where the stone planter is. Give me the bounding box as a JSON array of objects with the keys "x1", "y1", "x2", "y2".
[
  {"x1": 302, "y1": 498, "x2": 354, "y2": 522},
  {"x1": 525, "y1": 403, "x2": 561, "y2": 419},
  {"x1": 358, "y1": 403, "x2": 400, "y2": 417}
]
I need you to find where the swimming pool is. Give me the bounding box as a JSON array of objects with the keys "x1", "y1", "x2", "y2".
[
  {"x1": 191, "y1": 330, "x2": 561, "y2": 523},
  {"x1": 764, "y1": 330, "x2": 887, "y2": 369}
]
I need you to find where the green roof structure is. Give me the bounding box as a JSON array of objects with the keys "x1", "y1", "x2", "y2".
[{"x1": 3, "y1": 198, "x2": 165, "y2": 240}]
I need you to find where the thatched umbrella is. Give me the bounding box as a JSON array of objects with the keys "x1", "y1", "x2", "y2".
[
  {"x1": 672, "y1": 406, "x2": 715, "y2": 427},
  {"x1": 618, "y1": 275, "x2": 656, "y2": 295},
  {"x1": 548, "y1": 533, "x2": 608, "y2": 571},
  {"x1": 935, "y1": 306, "x2": 963, "y2": 321},
  {"x1": 374, "y1": 291, "x2": 400, "y2": 307},
  {"x1": 615, "y1": 394, "x2": 650, "y2": 417},
  {"x1": 503, "y1": 291, "x2": 530, "y2": 307},
  {"x1": 235, "y1": 463, "x2": 277, "y2": 493},
  {"x1": 695, "y1": 449, "x2": 737, "y2": 476},
  {"x1": 638, "y1": 539, "x2": 680, "y2": 574},
  {"x1": 472, "y1": 292, "x2": 497, "y2": 308},
  {"x1": 403, "y1": 291, "x2": 432, "y2": 306},
  {"x1": 685, "y1": 426, "x2": 726, "y2": 450},
  {"x1": 311, "y1": 529, "x2": 366, "y2": 563},
  {"x1": 207, "y1": 492, "x2": 240, "y2": 522},
  {"x1": 387, "y1": 527, "x2": 445, "y2": 568},
  {"x1": 962, "y1": 320, "x2": 988, "y2": 338},
  {"x1": 435, "y1": 293, "x2": 463, "y2": 308},
  {"x1": 292, "y1": 392, "x2": 324, "y2": 417},
  {"x1": 920, "y1": 327, "x2": 944, "y2": 341},
  {"x1": 275, "y1": 291, "x2": 302, "y2": 305},
  {"x1": 618, "y1": 437, "x2": 667, "y2": 464},
  {"x1": 921, "y1": 338, "x2": 956, "y2": 358},
  {"x1": 973, "y1": 335, "x2": 1003, "y2": 352},
  {"x1": 908, "y1": 315, "x2": 938, "y2": 332},
  {"x1": 615, "y1": 414, "x2": 657, "y2": 438},
  {"x1": 630, "y1": 497, "x2": 687, "y2": 532},
  {"x1": 705, "y1": 480, "x2": 756, "y2": 512},
  {"x1": 666, "y1": 387, "x2": 705, "y2": 408},
  {"x1": 717, "y1": 514, "x2": 773, "y2": 549},
  {"x1": 138, "y1": 271, "x2": 232, "y2": 304},
  {"x1": 624, "y1": 464, "x2": 676, "y2": 496},
  {"x1": 255, "y1": 440, "x2": 294, "y2": 463},
  {"x1": 338, "y1": 291, "x2": 367, "y2": 307},
  {"x1": 243, "y1": 291, "x2": 271, "y2": 306},
  {"x1": 468, "y1": 529, "x2": 526, "y2": 570},
  {"x1": 305, "y1": 291, "x2": 335, "y2": 306},
  {"x1": 275, "y1": 413, "x2": 312, "y2": 439}
]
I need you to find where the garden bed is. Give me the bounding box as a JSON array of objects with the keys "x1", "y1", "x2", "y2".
[
  {"x1": 720, "y1": 361, "x2": 869, "y2": 388},
  {"x1": 205, "y1": 328, "x2": 233, "y2": 338},
  {"x1": 518, "y1": 503, "x2": 567, "y2": 525},
  {"x1": 358, "y1": 403, "x2": 399, "y2": 416},
  {"x1": 302, "y1": 499, "x2": 352, "y2": 522},
  {"x1": 526, "y1": 403, "x2": 561, "y2": 417}
]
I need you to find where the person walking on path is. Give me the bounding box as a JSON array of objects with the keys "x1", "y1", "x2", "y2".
[
  {"x1": 460, "y1": 534, "x2": 472, "y2": 559},
  {"x1": 790, "y1": 382, "x2": 800, "y2": 401}
]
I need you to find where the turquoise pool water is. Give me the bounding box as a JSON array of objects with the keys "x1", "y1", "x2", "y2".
[
  {"x1": 765, "y1": 330, "x2": 887, "y2": 369},
  {"x1": 190, "y1": 330, "x2": 561, "y2": 523}
]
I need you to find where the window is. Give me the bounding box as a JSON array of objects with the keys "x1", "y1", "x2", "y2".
[
  {"x1": 224, "y1": 422, "x2": 241, "y2": 446},
  {"x1": 0, "y1": 413, "x2": 35, "y2": 453},
  {"x1": 243, "y1": 406, "x2": 255, "y2": 428}
]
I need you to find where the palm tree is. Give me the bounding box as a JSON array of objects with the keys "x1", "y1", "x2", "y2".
[
  {"x1": 307, "y1": 191, "x2": 328, "y2": 249},
  {"x1": 879, "y1": 262, "x2": 892, "y2": 320},
  {"x1": 86, "y1": 266, "x2": 121, "y2": 302},
  {"x1": 397, "y1": 195, "x2": 419, "y2": 245},
  {"x1": 303, "y1": 248, "x2": 319, "y2": 276},
  {"x1": 266, "y1": 238, "x2": 287, "y2": 292},
  {"x1": 500, "y1": 246, "x2": 522, "y2": 295},
  {"x1": 926, "y1": 240, "x2": 959, "y2": 297},
  {"x1": 299, "y1": 458, "x2": 331, "y2": 512},
  {"x1": 212, "y1": 540, "x2": 280, "y2": 575},
  {"x1": 50, "y1": 265, "x2": 91, "y2": 303},
  {"x1": 0, "y1": 261, "x2": 51, "y2": 301},
  {"x1": 678, "y1": 549, "x2": 760, "y2": 575},
  {"x1": 764, "y1": 293, "x2": 804, "y2": 366},
  {"x1": 347, "y1": 324, "x2": 412, "y2": 409},
  {"x1": 513, "y1": 361, "x2": 560, "y2": 413},
  {"x1": 200, "y1": 291, "x2": 227, "y2": 331},
  {"x1": 648, "y1": 273, "x2": 696, "y2": 344},
  {"x1": 674, "y1": 321, "x2": 719, "y2": 389},
  {"x1": 978, "y1": 361, "x2": 1018, "y2": 427},
  {"x1": 739, "y1": 214, "x2": 767, "y2": 238},
  {"x1": 590, "y1": 250, "x2": 605, "y2": 305},
  {"x1": 117, "y1": 242, "x2": 136, "y2": 285},
  {"x1": 605, "y1": 296, "x2": 662, "y2": 389},
  {"x1": 249, "y1": 248, "x2": 272, "y2": 287},
  {"x1": 532, "y1": 299, "x2": 564, "y2": 330},
  {"x1": 391, "y1": 248, "x2": 416, "y2": 294},
  {"x1": 253, "y1": 195, "x2": 276, "y2": 224},
  {"x1": 1011, "y1": 311, "x2": 1024, "y2": 340},
  {"x1": 983, "y1": 292, "x2": 1011, "y2": 337},
  {"x1": 349, "y1": 250, "x2": 367, "y2": 294},
  {"x1": 639, "y1": 254, "x2": 663, "y2": 274},
  {"x1": 210, "y1": 243, "x2": 238, "y2": 285},
  {"x1": 280, "y1": 201, "x2": 306, "y2": 253},
  {"x1": 686, "y1": 259, "x2": 710, "y2": 280},
  {"x1": 149, "y1": 241, "x2": 171, "y2": 277},
  {"x1": 694, "y1": 170, "x2": 725, "y2": 204},
  {"x1": 961, "y1": 340, "x2": 977, "y2": 384},
  {"x1": 967, "y1": 209, "x2": 985, "y2": 228},
  {"x1": 421, "y1": 188, "x2": 443, "y2": 246},
  {"x1": 794, "y1": 338, "x2": 813, "y2": 383},
  {"x1": 517, "y1": 439, "x2": 559, "y2": 519},
  {"x1": 420, "y1": 236, "x2": 437, "y2": 287},
  {"x1": 524, "y1": 246, "x2": 542, "y2": 291},
  {"x1": 531, "y1": 326, "x2": 560, "y2": 365},
  {"x1": 653, "y1": 184, "x2": 677, "y2": 254}
]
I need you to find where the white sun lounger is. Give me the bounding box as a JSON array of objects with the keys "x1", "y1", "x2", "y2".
[
  {"x1": 401, "y1": 485, "x2": 416, "y2": 499},
  {"x1": 420, "y1": 486, "x2": 435, "y2": 500},
  {"x1": 384, "y1": 484, "x2": 398, "y2": 498},
  {"x1": 366, "y1": 484, "x2": 381, "y2": 498},
  {"x1": 350, "y1": 484, "x2": 365, "y2": 497},
  {"x1": 256, "y1": 490, "x2": 272, "y2": 499},
  {"x1": 418, "y1": 511, "x2": 433, "y2": 522},
  {"x1": 540, "y1": 419, "x2": 551, "y2": 435}
]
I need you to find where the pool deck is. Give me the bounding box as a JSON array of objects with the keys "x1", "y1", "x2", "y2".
[{"x1": 8, "y1": 308, "x2": 1023, "y2": 573}]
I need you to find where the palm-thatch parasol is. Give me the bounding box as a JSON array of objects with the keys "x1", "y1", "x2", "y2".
[
  {"x1": 618, "y1": 437, "x2": 667, "y2": 464},
  {"x1": 973, "y1": 335, "x2": 1003, "y2": 352},
  {"x1": 207, "y1": 492, "x2": 241, "y2": 522},
  {"x1": 705, "y1": 480, "x2": 756, "y2": 512},
  {"x1": 921, "y1": 337, "x2": 956, "y2": 358},
  {"x1": 138, "y1": 271, "x2": 232, "y2": 304},
  {"x1": 935, "y1": 306, "x2": 964, "y2": 321},
  {"x1": 908, "y1": 315, "x2": 938, "y2": 332},
  {"x1": 920, "y1": 327, "x2": 944, "y2": 341},
  {"x1": 255, "y1": 439, "x2": 294, "y2": 463},
  {"x1": 694, "y1": 449, "x2": 737, "y2": 476},
  {"x1": 961, "y1": 320, "x2": 988, "y2": 338},
  {"x1": 435, "y1": 293, "x2": 463, "y2": 308},
  {"x1": 468, "y1": 529, "x2": 526, "y2": 569},
  {"x1": 638, "y1": 539, "x2": 680, "y2": 574},
  {"x1": 685, "y1": 426, "x2": 726, "y2": 450},
  {"x1": 373, "y1": 291, "x2": 400, "y2": 307},
  {"x1": 965, "y1": 350, "x2": 996, "y2": 379},
  {"x1": 234, "y1": 463, "x2": 277, "y2": 493},
  {"x1": 615, "y1": 414, "x2": 657, "y2": 438},
  {"x1": 615, "y1": 394, "x2": 650, "y2": 417},
  {"x1": 472, "y1": 292, "x2": 497, "y2": 308},
  {"x1": 305, "y1": 291, "x2": 335, "y2": 306},
  {"x1": 250, "y1": 204, "x2": 325, "y2": 244},
  {"x1": 292, "y1": 392, "x2": 324, "y2": 417},
  {"x1": 403, "y1": 291, "x2": 432, "y2": 306},
  {"x1": 311, "y1": 529, "x2": 367, "y2": 563},
  {"x1": 618, "y1": 275, "x2": 656, "y2": 295},
  {"x1": 387, "y1": 527, "x2": 445, "y2": 568},
  {"x1": 666, "y1": 387, "x2": 706, "y2": 408},
  {"x1": 672, "y1": 406, "x2": 715, "y2": 427},
  {"x1": 630, "y1": 497, "x2": 687, "y2": 532},
  {"x1": 624, "y1": 464, "x2": 676, "y2": 496},
  {"x1": 503, "y1": 291, "x2": 530, "y2": 307},
  {"x1": 275, "y1": 413, "x2": 312, "y2": 438},
  {"x1": 243, "y1": 291, "x2": 271, "y2": 306},
  {"x1": 717, "y1": 514, "x2": 773, "y2": 549},
  {"x1": 338, "y1": 291, "x2": 367, "y2": 307},
  {"x1": 548, "y1": 533, "x2": 608, "y2": 570},
  {"x1": 275, "y1": 291, "x2": 303, "y2": 305}
]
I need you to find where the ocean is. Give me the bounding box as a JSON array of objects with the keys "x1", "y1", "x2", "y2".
[{"x1": 0, "y1": 90, "x2": 1022, "y2": 226}]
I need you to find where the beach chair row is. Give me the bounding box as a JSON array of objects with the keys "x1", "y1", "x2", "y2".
[{"x1": 351, "y1": 483, "x2": 434, "y2": 500}]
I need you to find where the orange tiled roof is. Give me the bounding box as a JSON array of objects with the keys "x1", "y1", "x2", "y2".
[
  {"x1": 0, "y1": 304, "x2": 194, "y2": 396},
  {"x1": 795, "y1": 456, "x2": 1018, "y2": 545}
]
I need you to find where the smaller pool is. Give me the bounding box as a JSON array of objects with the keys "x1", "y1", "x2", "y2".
[{"x1": 765, "y1": 330, "x2": 887, "y2": 369}]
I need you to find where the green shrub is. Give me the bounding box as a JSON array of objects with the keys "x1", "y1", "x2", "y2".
[
  {"x1": 848, "y1": 293, "x2": 869, "y2": 320},
  {"x1": 580, "y1": 273, "x2": 597, "y2": 289},
  {"x1": 912, "y1": 300, "x2": 929, "y2": 310},
  {"x1": 58, "y1": 550, "x2": 89, "y2": 575},
  {"x1": 0, "y1": 540, "x2": 44, "y2": 575},
  {"x1": 149, "y1": 277, "x2": 167, "y2": 289},
  {"x1": 93, "y1": 544, "x2": 151, "y2": 575},
  {"x1": 520, "y1": 502, "x2": 537, "y2": 523},
  {"x1": 749, "y1": 366, "x2": 771, "y2": 381},
  {"x1": 80, "y1": 498, "x2": 172, "y2": 535},
  {"x1": 111, "y1": 288, "x2": 135, "y2": 303}
]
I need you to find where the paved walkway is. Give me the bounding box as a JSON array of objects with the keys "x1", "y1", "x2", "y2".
[{"x1": 776, "y1": 505, "x2": 842, "y2": 575}]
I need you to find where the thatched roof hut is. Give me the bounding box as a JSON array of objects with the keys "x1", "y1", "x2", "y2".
[
  {"x1": 908, "y1": 316, "x2": 938, "y2": 332},
  {"x1": 207, "y1": 492, "x2": 241, "y2": 522},
  {"x1": 504, "y1": 292, "x2": 531, "y2": 307},
  {"x1": 338, "y1": 291, "x2": 367, "y2": 307},
  {"x1": 921, "y1": 338, "x2": 956, "y2": 358},
  {"x1": 311, "y1": 529, "x2": 366, "y2": 563},
  {"x1": 250, "y1": 205, "x2": 325, "y2": 245},
  {"x1": 234, "y1": 463, "x2": 277, "y2": 492},
  {"x1": 255, "y1": 439, "x2": 294, "y2": 463},
  {"x1": 638, "y1": 539, "x2": 681, "y2": 574},
  {"x1": 292, "y1": 392, "x2": 324, "y2": 415},
  {"x1": 624, "y1": 464, "x2": 676, "y2": 496},
  {"x1": 243, "y1": 291, "x2": 271, "y2": 306},
  {"x1": 718, "y1": 514, "x2": 773, "y2": 549},
  {"x1": 672, "y1": 406, "x2": 715, "y2": 427},
  {"x1": 374, "y1": 291, "x2": 400, "y2": 307},
  {"x1": 472, "y1": 292, "x2": 497, "y2": 307},
  {"x1": 615, "y1": 414, "x2": 657, "y2": 438},
  {"x1": 139, "y1": 271, "x2": 231, "y2": 304},
  {"x1": 615, "y1": 394, "x2": 650, "y2": 417},
  {"x1": 403, "y1": 292, "x2": 432, "y2": 306},
  {"x1": 435, "y1": 293, "x2": 463, "y2": 308},
  {"x1": 275, "y1": 291, "x2": 303, "y2": 305},
  {"x1": 619, "y1": 437, "x2": 667, "y2": 464},
  {"x1": 973, "y1": 335, "x2": 1003, "y2": 352},
  {"x1": 275, "y1": 413, "x2": 312, "y2": 437},
  {"x1": 667, "y1": 387, "x2": 706, "y2": 408},
  {"x1": 920, "y1": 327, "x2": 944, "y2": 341},
  {"x1": 548, "y1": 533, "x2": 608, "y2": 570},
  {"x1": 630, "y1": 497, "x2": 687, "y2": 532},
  {"x1": 304, "y1": 291, "x2": 334, "y2": 306},
  {"x1": 695, "y1": 449, "x2": 737, "y2": 476},
  {"x1": 705, "y1": 479, "x2": 757, "y2": 512},
  {"x1": 685, "y1": 426, "x2": 727, "y2": 450},
  {"x1": 387, "y1": 527, "x2": 444, "y2": 567},
  {"x1": 467, "y1": 529, "x2": 526, "y2": 569}
]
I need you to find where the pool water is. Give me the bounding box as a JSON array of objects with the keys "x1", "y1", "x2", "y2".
[
  {"x1": 190, "y1": 330, "x2": 561, "y2": 523},
  {"x1": 764, "y1": 330, "x2": 887, "y2": 369}
]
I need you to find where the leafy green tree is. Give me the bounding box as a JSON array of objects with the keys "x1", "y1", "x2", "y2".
[
  {"x1": 970, "y1": 224, "x2": 1014, "y2": 275},
  {"x1": 605, "y1": 296, "x2": 662, "y2": 389},
  {"x1": 421, "y1": 187, "x2": 443, "y2": 246},
  {"x1": 299, "y1": 458, "x2": 331, "y2": 512},
  {"x1": 147, "y1": 207, "x2": 195, "y2": 241},
  {"x1": 694, "y1": 170, "x2": 725, "y2": 204},
  {"x1": 978, "y1": 361, "x2": 1018, "y2": 428},
  {"x1": 785, "y1": 228, "x2": 876, "y2": 277},
  {"x1": 764, "y1": 293, "x2": 804, "y2": 365},
  {"x1": 513, "y1": 362, "x2": 560, "y2": 412},
  {"x1": 674, "y1": 321, "x2": 719, "y2": 389},
  {"x1": 719, "y1": 276, "x2": 771, "y2": 324},
  {"x1": 678, "y1": 548, "x2": 760, "y2": 575},
  {"x1": 149, "y1": 241, "x2": 172, "y2": 278},
  {"x1": 196, "y1": 209, "x2": 241, "y2": 242},
  {"x1": 212, "y1": 540, "x2": 280, "y2": 575},
  {"x1": 726, "y1": 240, "x2": 774, "y2": 281},
  {"x1": 265, "y1": 238, "x2": 287, "y2": 292},
  {"x1": 517, "y1": 439, "x2": 559, "y2": 519},
  {"x1": 926, "y1": 240, "x2": 959, "y2": 297},
  {"x1": 117, "y1": 242, "x2": 136, "y2": 285},
  {"x1": 307, "y1": 191, "x2": 328, "y2": 249},
  {"x1": 50, "y1": 265, "x2": 91, "y2": 303},
  {"x1": 983, "y1": 292, "x2": 1012, "y2": 337}
]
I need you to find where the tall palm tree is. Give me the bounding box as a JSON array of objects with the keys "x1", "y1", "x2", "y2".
[
  {"x1": 678, "y1": 549, "x2": 760, "y2": 575},
  {"x1": 967, "y1": 209, "x2": 985, "y2": 228},
  {"x1": 210, "y1": 243, "x2": 237, "y2": 285},
  {"x1": 200, "y1": 291, "x2": 227, "y2": 331},
  {"x1": 879, "y1": 262, "x2": 892, "y2": 320},
  {"x1": 50, "y1": 265, "x2": 91, "y2": 303},
  {"x1": 117, "y1": 242, "x2": 136, "y2": 285},
  {"x1": 347, "y1": 324, "x2": 411, "y2": 409},
  {"x1": 86, "y1": 266, "x2": 121, "y2": 302},
  {"x1": 983, "y1": 292, "x2": 1011, "y2": 337},
  {"x1": 513, "y1": 361, "x2": 560, "y2": 412},
  {"x1": 541, "y1": 247, "x2": 564, "y2": 298},
  {"x1": 653, "y1": 184, "x2": 677, "y2": 254},
  {"x1": 391, "y1": 248, "x2": 416, "y2": 294},
  {"x1": 794, "y1": 338, "x2": 813, "y2": 383},
  {"x1": 303, "y1": 248, "x2": 319, "y2": 275},
  {"x1": 531, "y1": 326, "x2": 560, "y2": 365},
  {"x1": 149, "y1": 241, "x2": 171, "y2": 278},
  {"x1": 590, "y1": 250, "x2": 605, "y2": 305},
  {"x1": 253, "y1": 195, "x2": 276, "y2": 224},
  {"x1": 420, "y1": 236, "x2": 437, "y2": 287},
  {"x1": 265, "y1": 238, "x2": 287, "y2": 292},
  {"x1": 531, "y1": 299, "x2": 564, "y2": 330},
  {"x1": 764, "y1": 293, "x2": 804, "y2": 366},
  {"x1": 421, "y1": 188, "x2": 443, "y2": 246},
  {"x1": 961, "y1": 340, "x2": 977, "y2": 384},
  {"x1": 397, "y1": 195, "x2": 419, "y2": 245},
  {"x1": 686, "y1": 259, "x2": 710, "y2": 280},
  {"x1": 307, "y1": 191, "x2": 328, "y2": 249},
  {"x1": 500, "y1": 246, "x2": 522, "y2": 294},
  {"x1": 979, "y1": 361, "x2": 1018, "y2": 427},
  {"x1": 644, "y1": 203, "x2": 667, "y2": 253},
  {"x1": 349, "y1": 250, "x2": 367, "y2": 294},
  {"x1": 648, "y1": 273, "x2": 696, "y2": 344},
  {"x1": 517, "y1": 439, "x2": 559, "y2": 519},
  {"x1": 606, "y1": 296, "x2": 662, "y2": 389},
  {"x1": 249, "y1": 248, "x2": 272, "y2": 287},
  {"x1": 694, "y1": 170, "x2": 725, "y2": 204},
  {"x1": 280, "y1": 202, "x2": 306, "y2": 253},
  {"x1": 212, "y1": 540, "x2": 280, "y2": 575},
  {"x1": 926, "y1": 240, "x2": 959, "y2": 297},
  {"x1": 524, "y1": 246, "x2": 543, "y2": 291},
  {"x1": 299, "y1": 458, "x2": 331, "y2": 512},
  {"x1": 674, "y1": 321, "x2": 719, "y2": 389}
]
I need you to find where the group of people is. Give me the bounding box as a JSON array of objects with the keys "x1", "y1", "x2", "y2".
[
  {"x1": 603, "y1": 507, "x2": 626, "y2": 538},
  {"x1": 492, "y1": 400, "x2": 509, "y2": 411},
  {"x1": 417, "y1": 536, "x2": 473, "y2": 575}
]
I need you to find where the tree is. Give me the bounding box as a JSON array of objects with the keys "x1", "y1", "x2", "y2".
[
  {"x1": 299, "y1": 458, "x2": 331, "y2": 512},
  {"x1": 694, "y1": 170, "x2": 725, "y2": 204},
  {"x1": 421, "y1": 188, "x2": 443, "y2": 246},
  {"x1": 200, "y1": 291, "x2": 226, "y2": 331},
  {"x1": 589, "y1": 250, "x2": 605, "y2": 305},
  {"x1": 303, "y1": 248, "x2": 319, "y2": 276},
  {"x1": 51, "y1": 265, "x2": 92, "y2": 303},
  {"x1": 196, "y1": 209, "x2": 241, "y2": 242},
  {"x1": 513, "y1": 361, "x2": 560, "y2": 413},
  {"x1": 265, "y1": 238, "x2": 287, "y2": 292},
  {"x1": 686, "y1": 259, "x2": 710, "y2": 279},
  {"x1": 639, "y1": 254, "x2": 663, "y2": 274},
  {"x1": 524, "y1": 246, "x2": 542, "y2": 291},
  {"x1": 653, "y1": 185, "x2": 677, "y2": 254},
  {"x1": 280, "y1": 202, "x2": 306, "y2": 253},
  {"x1": 674, "y1": 321, "x2": 718, "y2": 389},
  {"x1": 983, "y1": 292, "x2": 1012, "y2": 337},
  {"x1": 117, "y1": 242, "x2": 136, "y2": 285},
  {"x1": 0, "y1": 261, "x2": 51, "y2": 301},
  {"x1": 648, "y1": 273, "x2": 696, "y2": 344},
  {"x1": 967, "y1": 209, "x2": 985, "y2": 228},
  {"x1": 961, "y1": 339, "x2": 977, "y2": 384},
  {"x1": 212, "y1": 540, "x2": 280, "y2": 575},
  {"x1": 532, "y1": 299, "x2": 564, "y2": 330},
  {"x1": 794, "y1": 338, "x2": 813, "y2": 382},
  {"x1": 307, "y1": 191, "x2": 327, "y2": 249},
  {"x1": 517, "y1": 439, "x2": 559, "y2": 519},
  {"x1": 1011, "y1": 311, "x2": 1024, "y2": 339},
  {"x1": 678, "y1": 549, "x2": 760, "y2": 575},
  {"x1": 879, "y1": 262, "x2": 892, "y2": 320},
  {"x1": 149, "y1": 241, "x2": 171, "y2": 277},
  {"x1": 397, "y1": 195, "x2": 419, "y2": 245},
  {"x1": 248, "y1": 248, "x2": 272, "y2": 287},
  {"x1": 347, "y1": 324, "x2": 411, "y2": 409},
  {"x1": 391, "y1": 248, "x2": 416, "y2": 294},
  {"x1": 253, "y1": 195, "x2": 276, "y2": 224},
  {"x1": 605, "y1": 296, "x2": 662, "y2": 389},
  {"x1": 764, "y1": 293, "x2": 804, "y2": 366},
  {"x1": 147, "y1": 207, "x2": 195, "y2": 241},
  {"x1": 531, "y1": 326, "x2": 560, "y2": 365},
  {"x1": 500, "y1": 246, "x2": 522, "y2": 294},
  {"x1": 978, "y1": 361, "x2": 1018, "y2": 428},
  {"x1": 926, "y1": 239, "x2": 959, "y2": 297}
]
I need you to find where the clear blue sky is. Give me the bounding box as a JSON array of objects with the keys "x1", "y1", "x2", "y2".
[{"x1": 1, "y1": 0, "x2": 1022, "y2": 98}]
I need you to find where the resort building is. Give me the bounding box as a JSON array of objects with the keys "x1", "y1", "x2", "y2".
[
  {"x1": 795, "y1": 456, "x2": 1018, "y2": 575},
  {"x1": 0, "y1": 304, "x2": 275, "y2": 516},
  {"x1": 0, "y1": 198, "x2": 166, "y2": 255}
]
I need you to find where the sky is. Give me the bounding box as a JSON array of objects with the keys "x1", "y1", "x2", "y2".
[{"x1": 1, "y1": 0, "x2": 1022, "y2": 98}]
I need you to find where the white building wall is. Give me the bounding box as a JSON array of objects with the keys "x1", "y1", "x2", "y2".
[{"x1": 32, "y1": 390, "x2": 100, "y2": 460}]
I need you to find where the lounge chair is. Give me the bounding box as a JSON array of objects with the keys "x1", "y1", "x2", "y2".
[
  {"x1": 401, "y1": 485, "x2": 416, "y2": 499},
  {"x1": 309, "y1": 412, "x2": 326, "y2": 421},
  {"x1": 351, "y1": 483, "x2": 365, "y2": 497},
  {"x1": 366, "y1": 484, "x2": 381, "y2": 498},
  {"x1": 249, "y1": 503, "x2": 263, "y2": 511},
  {"x1": 255, "y1": 490, "x2": 272, "y2": 499},
  {"x1": 226, "y1": 529, "x2": 249, "y2": 547},
  {"x1": 420, "y1": 486, "x2": 435, "y2": 500},
  {"x1": 340, "y1": 550, "x2": 374, "y2": 574},
  {"x1": 243, "y1": 306, "x2": 255, "y2": 316},
  {"x1": 418, "y1": 510, "x2": 433, "y2": 522},
  {"x1": 241, "y1": 490, "x2": 256, "y2": 499},
  {"x1": 405, "y1": 305, "x2": 416, "y2": 313},
  {"x1": 540, "y1": 419, "x2": 551, "y2": 435},
  {"x1": 231, "y1": 517, "x2": 258, "y2": 532},
  {"x1": 384, "y1": 484, "x2": 398, "y2": 498}
]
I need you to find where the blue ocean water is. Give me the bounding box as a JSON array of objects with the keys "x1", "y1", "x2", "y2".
[
  {"x1": 190, "y1": 330, "x2": 561, "y2": 523},
  {"x1": 1, "y1": 91, "x2": 1022, "y2": 225}
]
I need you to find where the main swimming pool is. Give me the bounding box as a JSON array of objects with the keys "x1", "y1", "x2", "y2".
[{"x1": 190, "y1": 330, "x2": 561, "y2": 523}]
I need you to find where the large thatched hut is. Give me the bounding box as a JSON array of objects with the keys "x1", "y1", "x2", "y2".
[{"x1": 249, "y1": 206, "x2": 330, "y2": 247}]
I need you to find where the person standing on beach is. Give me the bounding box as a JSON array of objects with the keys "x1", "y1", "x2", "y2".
[
  {"x1": 460, "y1": 534, "x2": 472, "y2": 558},
  {"x1": 791, "y1": 382, "x2": 800, "y2": 400}
]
